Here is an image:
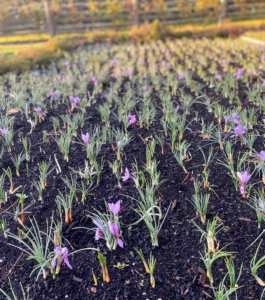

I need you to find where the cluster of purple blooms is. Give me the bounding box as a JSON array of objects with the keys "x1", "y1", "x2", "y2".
[
  {"x1": 34, "y1": 107, "x2": 46, "y2": 118},
  {"x1": 69, "y1": 96, "x2": 81, "y2": 108},
  {"x1": 223, "y1": 112, "x2": 247, "y2": 142},
  {"x1": 93, "y1": 200, "x2": 124, "y2": 249}
]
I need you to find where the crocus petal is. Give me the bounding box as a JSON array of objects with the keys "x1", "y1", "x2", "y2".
[
  {"x1": 61, "y1": 247, "x2": 68, "y2": 256},
  {"x1": 117, "y1": 237, "x2": 124, "y2": 248},
  {"x1": 122, "y1": 168, "x2": 131, "y2": 182},
  {"x1": 259, "y1": 151, "x2": 265, "y2": 161},
  {"x1": 239, "y1": 183, "x2": 245, "y2": 195},
  {"x1": 63, "y1": 256, "x2": 72, "y2": 269},
  {"x1": 109, "y1": 222, "x2": 118, "y2": 235},
  {"x1": 54, "y1": 246, "x2": 61, "y2": 255},
  {"x1": 95, "y1": 228, "x2": 102, "y2": 240},
  {"x1": 108, "y1": 200, "x2": 120, "y2": 216}
]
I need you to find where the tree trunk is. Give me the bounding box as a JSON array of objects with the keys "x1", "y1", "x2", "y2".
[
  {"x1": 44, "y1": 0, "x2": 56, "y2": 37},
  {"x1": 218, "y1": 0, "x2": 227, "y2": 27},
  {"x1": 131, "y1": 0, "x2": 139, "y2": 26}
]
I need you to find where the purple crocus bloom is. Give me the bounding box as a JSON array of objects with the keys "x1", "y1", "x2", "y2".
[
  {"x1": 65, "y1": 61, "x2": 71, "y2": 67},
  {"x1": 117, "y1": 140, "x2": 122, "y2": 148},
  {"x1": 178, "y1": 73, "x2": 184, "y2": 80},
  {"x1": 50, "y1": 90, "x2": 56, "y2": 100},
  {"x1": 81, "y1": 133, "x2": 90, "y2": 148},
  {"x1": 69, "y1": 96, "x2": 81, "y2": 107},
  {"x1": 259, "y1": 151, "x2": 265, "y2": 161},
  {"x1": 223, "y1": 116, "x2": 230, "y2": 123},
  {"x1": 262, "y1": 79, "x2": 265, "y2": 87},
  {"x1": 121, "y1": 168, "x2": 131, "y2": 182},
  {"x1": 108, "y1": 200, "x2": 121, "y2": 216},
  {"x1": 129, "y1": 114, "x2": 137, "y2": 126},
  {"x1": 110, "y1": 59, "x2": 118, "y2": 67},
  {"x1": 52, "y1": 247, "x2": 72, "y2": 269},
  {"x1": 0, "y1": 128, "x2": 8, "y2": 136},
  {"x1": 34, "y1": 107, "x2": 46, "y2": 117},
  {"x1": 239, "y1": 184, "x2": 245, "y2": 196},
  {"x1": 215, "y1": 74, "x2": 222, "y2": 81},
  {"x1": 235, "y1": 68, "x2": 244, "y2": 79},
  {"x1": 95, "y1": 228, "x2": 102, "y2": 240},
  {"x1": 31, "y1": 71, "x2": 38, "y2": 76},
  {"x1": 232, "y1": 112, "x2": 240, "y2": 125},
  {"x1": 237, "y1": 171, "x2": 251, "y2": 183},
  {"x1": 128, "y1": 67, "x2": 134, "y2": 75},
  {"x1": 143, "y1": 85, "x2": 147, "y2": 91},
  {"x1": 93, "y1": 219, "x2": 104, "y2": 240},
  {"x1": 91, "y1": 77, "x2": 98, "y2": 87},
  {"x1": 231, "y1": 125, "x2": 246, "y2": 140},
  {"x1": 237, "y1": 171, "x2": 251, "y2": 197},
  {"x1": 108, "y1": 222, "x2": 123, "y2": 248}
]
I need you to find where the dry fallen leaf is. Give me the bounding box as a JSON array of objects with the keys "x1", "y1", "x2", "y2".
[{"x1": 7, "y1": 108, "x2": 19, "y2": 115}]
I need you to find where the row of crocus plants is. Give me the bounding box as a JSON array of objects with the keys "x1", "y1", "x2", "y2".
[{"x1": 1, "y1": 38, "x2": 265, "y2": 299}]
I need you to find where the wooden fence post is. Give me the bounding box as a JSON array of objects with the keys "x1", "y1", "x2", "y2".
[{"x1": 44, "y1": 0, "x2": 56, "y2": 37}]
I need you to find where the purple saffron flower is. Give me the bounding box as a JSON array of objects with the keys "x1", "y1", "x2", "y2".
[
  {"x1": 237, "y1": 171, "x2": 251, "y2": 197},
  {"x1": 178, "y1": 73, "x2": 184, "y2": 80},
  {"x1": 69, "y1": 96, "x2": 81, "y2": 108},
  {"x1": 231, "y1": 125, "x2": 246, "y2": 140},
  {"x1": 50, "y1": 90, "x2": 56, "y2": 100},
  {"x1": 81, "y1": 133, "x2": 90, "y2": 148},
  {"x1": 108, "y1": 200, "x2": 121, "y2": 216},
  {"x1": 0, "y1": 128, "x2": 8, "y2": 136},
  {"x1": 235, "y1": 68, "x2": 244, "y2": 79},
  {"x1": 175, "y1": 106, "x2": 179, "y2": 114},
  {"x1": 110, "y1": 59, "x2": 118, "y2": 67},
  {"x1": 121, "y1": 168, "x2": 131, "y2": 182},
  {"x1": 91, "y1": 77, "x2": 98, "y2": 87},
  {"x1": 117, "y1": 140, "x2": 122, "y2": 148},
  {"x1": 142, "y1": 85, "x2": 147, "y2": 91},
  {"x1": 93, "y1": 219, "x2": 104, "y2": 240},
  {"x1": 239, "y1": 183, "x2": 245, "y2": 196},
  {"x1": 52, "y1": 246, "x2": 72, "y2": 269},
  {"x1": 108, "y1": 222, "x2": 123, "y2": 248},
  {"x1": 223, "y1": 116, "x2": 230, "y2": 123},
  {"x1": 215, "y1": 74, "x2": 222, "y2": 81},
  {"x1": 34, "y1": 107, "x2": 46, "y2": 118},
  {"x1": 259, "y1": 151, "x2": 265, "y2": 161},
  {"x1": 95, "y1": 227, "x2": 102, "y2": 240},
  {"x1": 65, "y1": 61, "x2": 71, "y2": 67},
  {"x1": 128, "y1": 67, "x2": 134, "y2": 75},
  {"x1": 31, "y1": 71, "x2": 38, "y2": 76},
  {"x1": 237, "y1": 171, "x2": 251, "y2": 183},
  {"x1": 232, "y1": 112, "x2": 240, "y2": 125},
  {"x1": 128, "y1": 114, "x2": 137, "y2": 126}
]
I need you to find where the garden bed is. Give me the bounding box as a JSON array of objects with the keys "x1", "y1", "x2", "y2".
[{"x1": 0, "y1": 39, "x2": 265, "y2": 299}]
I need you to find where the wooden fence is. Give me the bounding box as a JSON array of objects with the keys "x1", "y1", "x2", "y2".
[{"x1": 1, "y1": 0, "x2": 265, "y2": 37}]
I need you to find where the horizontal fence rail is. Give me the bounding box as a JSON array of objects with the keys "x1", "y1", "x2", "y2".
[{"x1": 0, "y1": 0, "x2": 265, "y2": 37}]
